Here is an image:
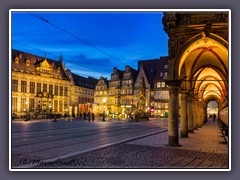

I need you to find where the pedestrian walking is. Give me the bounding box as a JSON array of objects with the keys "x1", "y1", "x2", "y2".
[
  {"x1": 92, "y1": 113, "x2": 95, "y2": 121},
  {"x1": 87, "y1": 112, "x2": 91, "y2": 121},
  {"x1": 102, "y1": 112, "x2": 105, "y2": 121},
  {"x1": 213, "y1": 114, "x2": 217, "y2": 123},
  {"x1": 209, "y1": 114, "x2": 212, "y2": 121},
  {"x1": 83, "y1": 112, "x2": 86, "y2": 120}
]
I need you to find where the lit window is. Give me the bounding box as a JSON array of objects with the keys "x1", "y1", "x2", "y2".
[
  {"x1": 21, "y1": 81, "x2": 27, "y2": 93},
  {"x1": 157, "y1": 82, "x2": 161, "y2": 88},
  {"x1": 161, "y1": 82, "x2": 165, "y2": 87},
  {"x1": 164, "y1": 72, "x2": 167, "y2": 77},
  {"x1": 160, "y1": 72, "x2": 163, "y2": 77},
  {"x1": 12, "y1": 79, "x2": 18, "y2": 92},
  {"x1": 164, "y1": 65, "x2": 168, "y2": 69}
]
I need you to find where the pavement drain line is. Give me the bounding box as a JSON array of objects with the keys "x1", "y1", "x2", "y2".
[{"x1": 13, "y1": 129, "x2": 167, "y2": 169}]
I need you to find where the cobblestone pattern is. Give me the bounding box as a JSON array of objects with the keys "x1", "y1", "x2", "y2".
[{"x1": 33, "y1": 143, "x2": 228, "y2": 169}]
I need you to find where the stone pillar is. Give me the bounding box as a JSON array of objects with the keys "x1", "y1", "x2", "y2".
[
  {"x1": 167, "y1": 85, "x2": 181, "y2": 146},
  {"x1": 180, "y1": 93, "x2": 188, "y2": 138},
  {"x1": 187, "y1": 96, "x2": 194, "y2": 133},
  {"x1": 204, "y1": 105, "x2": 208, "y2": 124},
  {"x1": 196, "y1": 102, "x2": 202, "y2": 128},
  {"x1": 192, "y1": 100, "x2": 199, "y2": 130},
  {"x1": 199, "y1": 103, "x2": 205, "y2": 127}
]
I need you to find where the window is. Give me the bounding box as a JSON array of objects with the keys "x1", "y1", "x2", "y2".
[
  {"x1": 30, "y1": 82, "x2": 35, "y2": 93},
  {"x1": 64, "y1": 87, "x2": 68, "y2": 96},
  {"x1": 29, "y1": 98, "x2": 35, "y2": 112},
  {"x1": 21, "y1": 81, "x2": 27, "y2": 93},
  {"x1": 55, "y1": 85, "x2": 58, "y2": 95},
  {"x1": 12, "y1": 97, "x2": 17, "y2": 112},
  {"x1": 59, "y1": 100, "x2": 63, "y2": 112},
  {"x1": 164, "y1": 72, "x2": 168, "y2": 77},
  {"x1": 37, "y1": 83, "x2": 41, "y2": 93},
  {"x1": 12, "y1": 79, "x2": 18, "y2": 92},
  {"x1": 43, "y1": 83, "x2": 47, "y2": 92},
  {"x1": 21, "y1": 98, "x2": 26, "y2": 112},
  {"x1": 164, "y1": 64, "x2": 168, "y2": 69},
  {"x1": 158, "y1": 91, "x2": 169, "y2": 99},
  {"x1": 54, "y1": 100, "x2": 58, "y2": 112},
  {"x1": 49, "y1": 84, "x2": 53, "y2": 94},
  {"x1": 160, "y1": 72, "x2": 163, "y2": 77},
  {"x1": 161, "y1": 82, "x2": 165, "y2": 87},
  {"x1": 115, "y1": 98, "x2": 120, "y2": 104},
  {"x1": 165, "y1": 103, "x2": 168, "y2": 109},
  {"x1": 157, "y1": 82, "x2": 161, "y2": 88},
  {"x1": 60, "y1": 86, "x2": 63, "y2": 96}
]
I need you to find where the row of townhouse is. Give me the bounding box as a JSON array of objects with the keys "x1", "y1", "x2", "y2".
[
  {"x1": 93, "y1": 56, "x2": 170, "y2": 118},
  {"x1": 11, "y1": 49, "x2": 98, "y2": 119}
]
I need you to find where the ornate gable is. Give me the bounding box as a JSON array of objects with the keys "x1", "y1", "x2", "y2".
[{"x1": 36, "y1": 58, "x2": 53, "y2": 74}]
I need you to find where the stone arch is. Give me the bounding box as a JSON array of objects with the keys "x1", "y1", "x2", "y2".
[
  {"x1": 174, "y1": 32, "x2": 228, "y2": 81},
  {"x1": 163, "y1": 12, "x2": 229, "y2": 146}
]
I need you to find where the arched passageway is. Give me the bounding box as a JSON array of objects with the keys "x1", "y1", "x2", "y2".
[
  {"x1": 207, "y1": 101, "x2": 218, "y2": 117},
  {"x1": 162, "y1": 12, "x2": 229, "y2": 146}
]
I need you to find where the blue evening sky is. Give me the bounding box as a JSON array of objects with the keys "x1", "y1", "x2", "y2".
[{"x1": 11, "y1": 11, "x2": 169, "y2": 79}]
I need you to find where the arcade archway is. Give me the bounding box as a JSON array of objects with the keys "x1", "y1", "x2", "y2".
[{"x1": 162, "y1": 12, "x2": 229, "y2": 146}]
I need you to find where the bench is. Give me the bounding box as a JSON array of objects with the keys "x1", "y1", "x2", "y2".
[{"x1": 217, "y1": 118, "x2": 228, "y2": 144}]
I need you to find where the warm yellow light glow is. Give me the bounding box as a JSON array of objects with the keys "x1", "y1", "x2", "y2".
[{"x1": 178, "y1": 35, "x2": 228, "y2": 77}]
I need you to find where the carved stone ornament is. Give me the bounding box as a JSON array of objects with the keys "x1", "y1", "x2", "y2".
[{"x1": 201, "y1": 31, "x2": 208, "y2": 43}]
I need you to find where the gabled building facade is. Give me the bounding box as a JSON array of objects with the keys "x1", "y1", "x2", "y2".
[
  {"x1": 153, "y1": 56, "x2": 169, "y2": 117},
  {"x1": 120, "y1": 66, "x2": 138, "y2": 117},
  {"x1": 11, "y1": 49, "x2": 97, "y2": 119},
  {"x1": 93, "y1": 76, "x2": 108, "y2": 115},
  {"x1": 93, "y1": 58, "x2": 169, "y2": 119},
  {"x1": 66, "y1": 70, "x2": 98, "y2": 117},
  {"x1": 12, "y1": 49, "x2": 70, "y2": 119}
]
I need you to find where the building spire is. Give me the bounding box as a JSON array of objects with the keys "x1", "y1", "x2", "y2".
[{"x1": 59, "y1": 53, "x2": 63, "y2": 63}]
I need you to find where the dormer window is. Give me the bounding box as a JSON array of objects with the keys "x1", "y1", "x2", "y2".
[
  {"x1": 25, "y1": 59, "x2": 30, "y2": 67},
  {"x1": 57, "y1": 67, "x2": 60, "y2": 73},
  {"x1": 19, "y1": 53, "x2": 22, "y2": 59},
  {"x1": 14, "y1": 56, "x2": 19, "y2": 64}
]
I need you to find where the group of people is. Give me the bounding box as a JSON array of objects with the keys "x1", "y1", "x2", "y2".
[
  {"x1": 209, "y1": 113, "x2": 217, "y2": 123},
  {"x1": 80, "y1": 112, "x2": 95, "y2": 121}
]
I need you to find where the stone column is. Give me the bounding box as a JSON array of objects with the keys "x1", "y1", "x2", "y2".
[
  {"x1": 199, "y1": 103, "x2": 204, "y2": 127},
  {"x1": 180, "y1": 92, "x2": 188, "y2": 138},
  {"x1": 187, "y1": 96, "x2": 194, "y2": 133},
  {"x1": 201, "y1": 103, "x2": 207, "y2": 125},
  {"x1": 167, "y1": 85, "x2": 181, "y2": 146},
  {"x1": 195, "y1": 101, "x2": 202, "y2": 128},
  {"x1": 193, "y1": 100, "x2": 199, "y2": 130}
]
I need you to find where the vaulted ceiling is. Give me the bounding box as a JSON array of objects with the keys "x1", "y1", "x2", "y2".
[{"x1": 178, "y1": 34, "x2": 228, "y2": 106}]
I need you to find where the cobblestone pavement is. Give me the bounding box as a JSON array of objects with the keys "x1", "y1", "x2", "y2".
[
  {"x1": 11, "y1": 118, "x2": 167, "y2": 168},
  {"x1": 33, "y1": 143, "x2": 228, "y2": 169},
  {"x1": 11, "y1": 118, "x2": 229, "y2": 169}
]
